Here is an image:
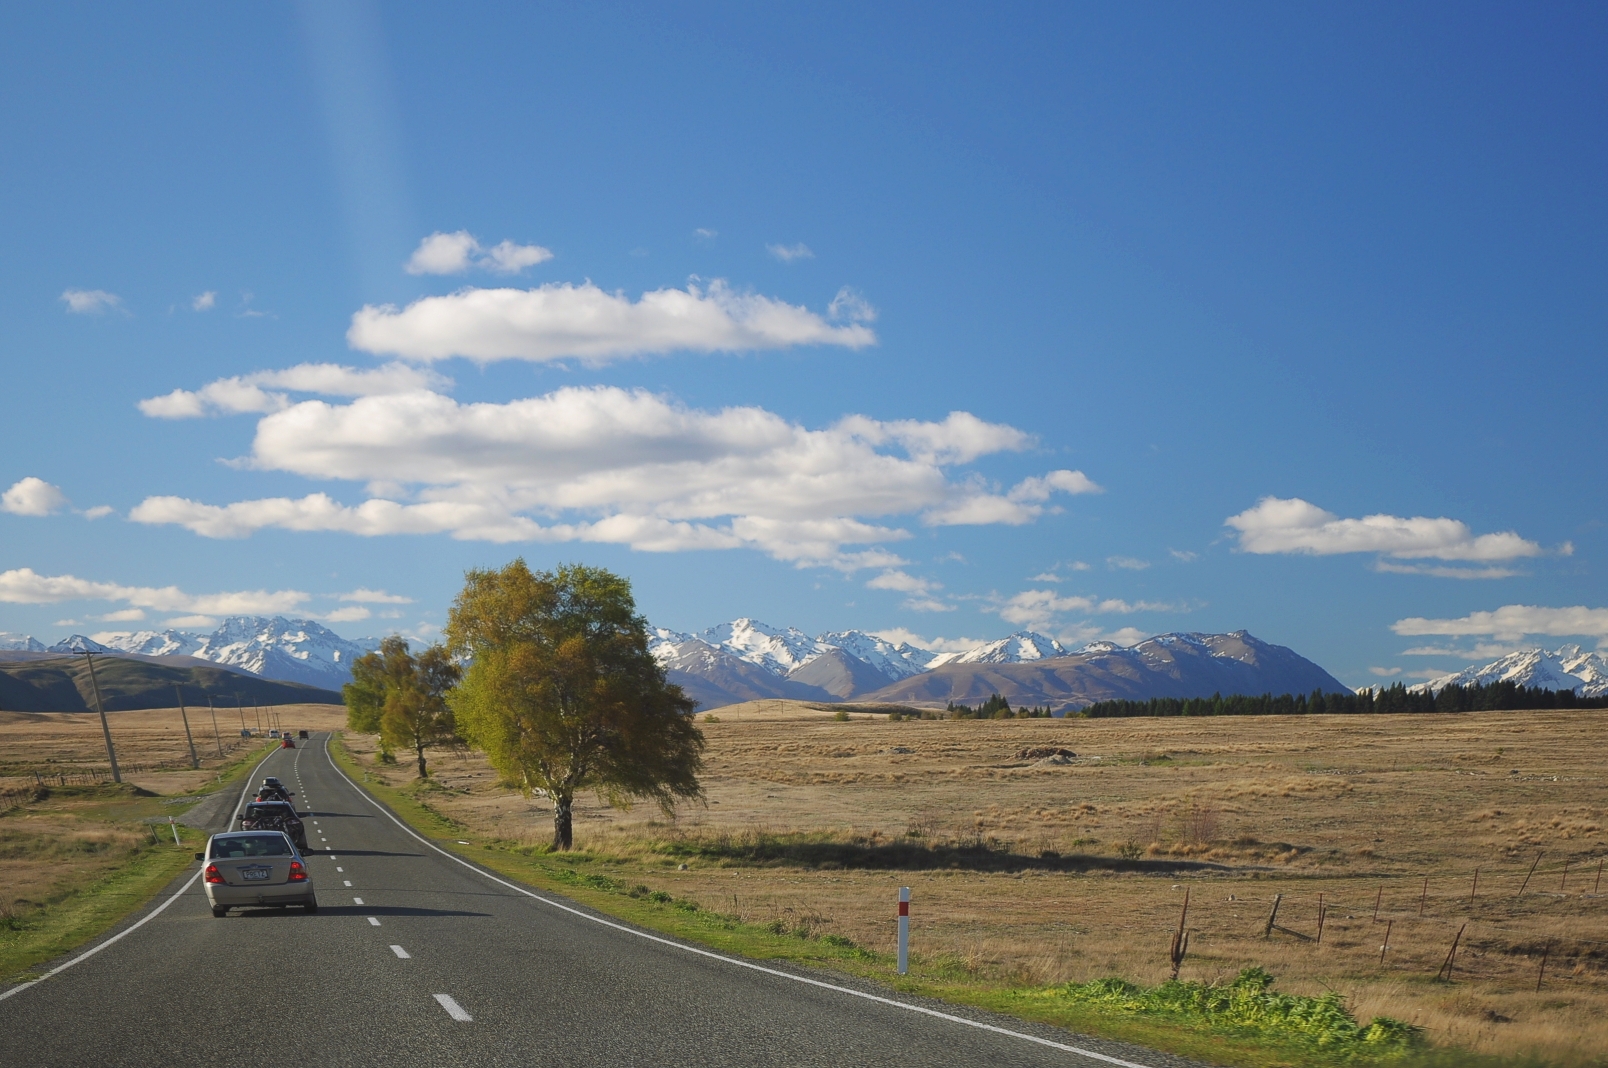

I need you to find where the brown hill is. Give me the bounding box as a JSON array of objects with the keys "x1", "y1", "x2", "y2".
[{"x1": 858, "y1": 631, "x2": 1348, "y2": 711}]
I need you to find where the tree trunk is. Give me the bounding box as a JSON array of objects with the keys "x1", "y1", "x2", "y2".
[
  {"x1": 552, "y1": 796, "x2": 574, "y2": 850},
  {"x1": 415, "y1": 743, "x2": 428, "y2": 779}
]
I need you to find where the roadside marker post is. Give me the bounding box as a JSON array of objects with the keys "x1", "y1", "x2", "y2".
[
  {"x1": 897, "y1": 887, "x2": 910, "y2": 975},
  {"x1": 168, "y1": 817, "x2": 180, "y2": 846}
]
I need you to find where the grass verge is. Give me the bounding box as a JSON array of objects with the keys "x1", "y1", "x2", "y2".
[
  {"x1": 0, "y1": 742, "x2": 276, "y2": 984},
  {"x1": 326, "y1": 734, "x2": 1543, "y2": 1068}
]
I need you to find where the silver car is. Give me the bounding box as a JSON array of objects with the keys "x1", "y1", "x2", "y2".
[{"x1": 198, "y1": 831, "x2": 318, "y2": 917}]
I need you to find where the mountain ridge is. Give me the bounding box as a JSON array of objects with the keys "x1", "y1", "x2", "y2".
[{"x1": 1413, "y1": 646, "x2": 1608, "y2": 698}]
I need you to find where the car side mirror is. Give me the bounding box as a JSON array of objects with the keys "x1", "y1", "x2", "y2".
[{"x1": 194, "y1": 852, "x2": 205, "y2": 861}]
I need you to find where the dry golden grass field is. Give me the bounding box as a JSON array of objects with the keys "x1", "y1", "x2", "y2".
[
  {"x1": 344, "y1": 703, "x2": 1608, "y2": 1065},
  {"x1": 4, "y1": 702, "x2": 1605, "y2": 1062},
  {"x1": 0, "y1": 704, "x2": 346, "y2": 918}
]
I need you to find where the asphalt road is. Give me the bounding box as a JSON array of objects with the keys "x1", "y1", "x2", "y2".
[{"x1": 0, "y1": 735, "x2": 1195, "y2": 1068}]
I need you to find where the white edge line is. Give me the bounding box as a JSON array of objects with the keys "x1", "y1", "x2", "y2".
[
  {"x1": 322, "y1": 736, "x2": 1153, "y2": 1068},
  {"x1": 0, "y1": 745, "x2": 280, "y2": 1005}
]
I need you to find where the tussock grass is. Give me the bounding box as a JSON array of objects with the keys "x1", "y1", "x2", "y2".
[{"x1": 343, "y1": 707, "x2": 1608, "y2": 1066}]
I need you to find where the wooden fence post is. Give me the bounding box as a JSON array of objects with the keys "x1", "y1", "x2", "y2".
[
  {"x1": 1437, "y1": 923, "x2": 1467, "y2": 982},
  {"x1": 1517, "y1": 853, "x2": 1544, "y2": 899},
  {"x1": 1263, "y1": 894, "x2": 1282, "y2": 938}
]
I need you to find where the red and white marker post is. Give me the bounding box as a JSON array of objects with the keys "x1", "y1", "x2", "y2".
[{"x1": 897, "y1": 887, "x2": 910, "y2": 975}]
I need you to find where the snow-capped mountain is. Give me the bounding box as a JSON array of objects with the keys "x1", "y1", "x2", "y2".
[
  {"x1": 865, "y1": 630, "x2": 1350, "y2": 710},
  {"x1": 47, "y1": 635, "x2": 113, "y2": 653},
  {"x1": 816, "y1": 631, "x2": 936, "y2": 680},
  {"x1": 929, "y1": 632, "x2": 1067, "y2": 667},
  {"x1": 96, "y1": 617, "x2": 379, "y2": 689},
  {"x1": 103, "y1": 629, "x2": 205, "y2": 657},
  {"x1": 1415, "y1": 646, "x2": 1608, "y2": 698},
  {"x1": 695, "y1": 619, "x2": 826, "y2": 675},
  {"x1": 0, "y1": 633, "x2": 45, "y2": 652},
  {"x1": 647, "y1": 618, "x2": 1084, "y2": 707}
]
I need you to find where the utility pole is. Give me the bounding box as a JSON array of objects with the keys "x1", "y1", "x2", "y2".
[
  {"x1": 80, "y1": 651, "x2": 121, "y2": 784},
  {"x1": 174, "y1": 685, "x2": 199, "y2": 769},
  {"x1": 206, "y1": 694, "x2": 224, "y2": 757},
  {"x1": 235, "y1": 693, "x2": 246, "y2": 731}
]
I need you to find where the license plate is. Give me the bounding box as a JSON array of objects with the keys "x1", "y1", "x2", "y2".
[{"x1": 241, "y1": 867, "x2": 271, "y2": 881}]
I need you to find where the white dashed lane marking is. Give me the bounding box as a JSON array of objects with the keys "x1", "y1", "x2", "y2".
[
  {"x1": 336, "y1": 867, "x2": 344, "y2": 872},
  {"x1": 390, "y1": 945, "x2": 410, "y2": 959},
  {"x1": 433, "y1": 994, "x2": 472, "y2": 1022},
  {"x1": 354, "y1": 897, "x2": 364, "y2": 905},
  {"x1": 344, "y1": 880, "x2": 352, "y2": 887},
  {"x1": 367, "y1": 916, "x2": 380, "y2": 926}
]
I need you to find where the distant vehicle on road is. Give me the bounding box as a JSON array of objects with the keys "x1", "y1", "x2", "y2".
[
  {"x1": 239, "y1": 800, "x2": 309, "y2": 852},
  {"x1": 281, "y1": 735, "x2": 296, "y2": 749},
  {"x1": 269, "y1": 729, "x2": 281, "y2": 738},
  {"x1": 298, "y1": 730, "x2": 309, "y2": 740},
  {"x1": 255, "y1": 777, "x2": 291, "y2": 802},
  {"x1": 198, "y1": 831, "x2": 317, "y2": 917}
]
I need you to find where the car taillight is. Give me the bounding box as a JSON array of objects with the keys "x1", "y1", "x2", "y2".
[
  {"x1": 204, "y1": 863, "x2": 224, "y2": 884},
  {"x1": 288, "y1": 860, "x2": 307, "y2": 882}
]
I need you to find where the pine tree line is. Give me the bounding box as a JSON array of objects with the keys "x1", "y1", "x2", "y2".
[{"x1": 1077, "y1": 679, "x2": 1608, "y2": 719}]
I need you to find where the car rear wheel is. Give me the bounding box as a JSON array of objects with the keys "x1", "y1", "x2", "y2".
[{"x1": 211, "y1": 906, "x2": 227, "y2": 918}]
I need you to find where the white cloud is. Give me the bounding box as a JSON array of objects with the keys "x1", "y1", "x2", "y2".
[
  {"x1": 869, "y1": 629, "x2": 990, "y2": 654},
  {"x1": 347, "y1": 279, "x2": 875, "y2": 364},
  {"x1": 338, "y1": 587, "x2": 412, "y2": 604},
  {"x1": 865, "y1": 569, "x2": 951, "y2": 612},
  {"x1": 192, "y1": 291, "x2": 217, "y2": 311},
  {"x1": 1170, "y1": 549, "x2": 1198, "y2": 562},
  {"x1": 827, "y1": 287, "x2": 876, "y2": 323},
  {"x1": 1030, "y1": 572, "x2": 1060, "y2": 583},
  {"x1": 138, "y1": 362, "x2": 449, "y2": 419},
  {"x1": 1369, "y1": 666, "x2": 1403, "y2": 677},
  {"x1": 992, "y1": 589, "x2": 1178, "y2": 630},
  {"x1": 1107, "y1": 555, "x2": 1149, "y2": 571},
  {"x1": 1400, "y1": 643, "x2": 1520, "y2": 659},
  {"x1": 922, "y1": 469, "x2": 1100, "y2": 526},
  {"x1": 97, "y1": 609, "x2": 146, "y2": 622},
  {"x1": 0, "y1": 567, "x2": 309, "y2": 615},
  {"x1": 694, "y1": 228, "x2": 718, "y2": 239},
  {"x1": 1373, "y1": 561, "x2": 1521, "y2": 580},
  {"x1": 321, "y1": 606, "x2": 371, "y2": 623},
  {"x1": 405, "y1": 231, "x2": 553, "y2": 275},
  {"x1": 82, "y1": 505, "x2": 114, "y2": 519},
  {"x1": 1392, "y1": 605, "x2": 1608, "y2": 642},
  {"x1": 1225, "y1": 497, "x2": 1543, "y2": 562},
  {"x1": 767, "y1": 243, "x2": 814, "y2": 262},
  {"x1": 2, "y1": 477, "x2": 70, "y2": 516},
  {"x1": 130, "y1": 384, "x2": 1087, "y2": 568},
  {"x1": 61, "y1": 289, "x2": 122, "y2": 314},
  {"x1": 1050, "y1": 623, "x2": 1149, "y2": 648},
  {"x1": 164, "y1": 615, "x2": 218, "y2": 629}
]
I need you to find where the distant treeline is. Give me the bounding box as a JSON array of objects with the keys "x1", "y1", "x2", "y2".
[
  {"x1": 889, "y1": 694, "x2": 1054, "y2": 720},
  {"x1": 1078, "y1": 680, "x2": 1608, "y2": 719}
]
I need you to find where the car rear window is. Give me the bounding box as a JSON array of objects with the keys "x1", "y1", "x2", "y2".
[{"x1": 210, "y1": 835, "x2": 290, "y2": 858}]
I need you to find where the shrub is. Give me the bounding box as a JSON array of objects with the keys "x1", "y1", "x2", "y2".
[
  {"x1": 833, "y1": 710, "x2": 851, "y2": 722},
  {"x1": 1036, "y1": 967, "x2": 1420, "y2": 1055}
]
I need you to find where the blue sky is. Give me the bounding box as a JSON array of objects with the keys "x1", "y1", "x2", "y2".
[{"x1": 2, "y1": 2, "x2": 1605, "y2": 687}]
